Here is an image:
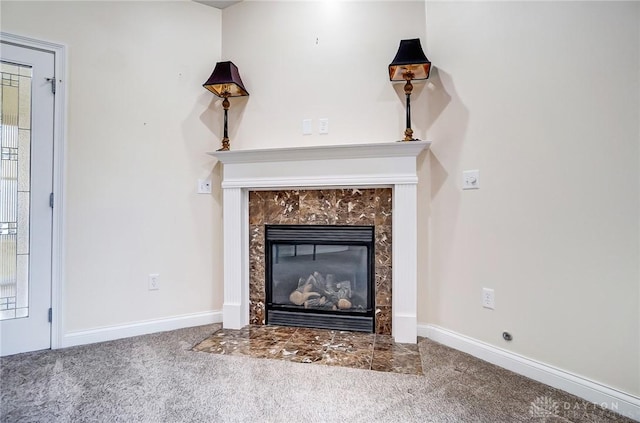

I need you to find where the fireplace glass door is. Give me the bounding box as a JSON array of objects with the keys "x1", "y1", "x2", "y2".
[{"x1": 265, "y1": 225, "x2": 375, "y2": 332}]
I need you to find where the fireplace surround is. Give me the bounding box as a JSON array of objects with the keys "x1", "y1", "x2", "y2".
[
  {"x1": 210, "y1": 141, "x2": 429, "y2": 343},
  {"x1": 248, "y1": 188, "x2": 393, "y2": 335}
]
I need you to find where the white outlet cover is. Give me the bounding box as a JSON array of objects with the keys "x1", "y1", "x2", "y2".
[
  {"x1": 148, "y1": 274, "x2": 160, "y2": 291},
  {"x1": 463, "y1": 169, "x2": 480, "y2": 190},
  {"x1": 482, "y1": 287, "x2": 495, "y2": 309},
  {"x1": 197, "y1": 178, "x2": 212, "y2": 194}
]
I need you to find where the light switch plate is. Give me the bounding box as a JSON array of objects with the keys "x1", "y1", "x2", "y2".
[
  {"x1": 302, "y1": 119, "x2": 312, "y2": 135},
  {"x1": 319, "y1": 118, "x2": 329, "y2": 134}
]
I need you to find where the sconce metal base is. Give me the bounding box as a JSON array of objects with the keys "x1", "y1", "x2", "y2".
[
  {"x1": 401, "y1": 78, "x2": 418, "y2": 142},
  {"x1": 403, "y1": 128, "x2": 418, "y2": 142},
  {"x1": 218, "y1": 97, "x2": 231, "y2": 151},
  {"x1": 218, "y1": 138, "x2": 230, "y2": 151}
]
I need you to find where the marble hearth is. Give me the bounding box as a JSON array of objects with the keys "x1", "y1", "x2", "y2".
[{"x1": 210, "y1": 141, "x2": 429, "y2": 343}]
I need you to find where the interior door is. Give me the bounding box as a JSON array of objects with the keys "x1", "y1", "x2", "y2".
[{"x1": 0, "y1": 42, "x2": 55, "y2": 356}]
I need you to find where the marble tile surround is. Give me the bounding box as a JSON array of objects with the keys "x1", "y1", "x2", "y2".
[{"x1": 248, "y1": 188, "x2": 392, "y2": 335}]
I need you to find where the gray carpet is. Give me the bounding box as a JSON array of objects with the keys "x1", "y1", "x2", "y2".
[{"x1": 0, "y1": 324, "x2": 630, "y2": 422}]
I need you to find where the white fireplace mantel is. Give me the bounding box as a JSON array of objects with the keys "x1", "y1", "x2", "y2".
[{"x1": 210, "y1": 141, "x2": 430, "y2": 343}]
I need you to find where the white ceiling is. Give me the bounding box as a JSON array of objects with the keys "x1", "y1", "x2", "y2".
[{"x1": 193, "y1": 0, "x2": 241, "y2": 9}]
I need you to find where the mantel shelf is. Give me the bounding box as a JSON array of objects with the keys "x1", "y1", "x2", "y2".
[{"x1": 209, "y1": 140, "x2": 430, "y2": 164}]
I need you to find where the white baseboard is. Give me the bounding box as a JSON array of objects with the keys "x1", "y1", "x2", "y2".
[
  {"x1": 418, "y1": 324, "x2": 640, "y2": 421},
  {"x1": 61, "y1": 310, "x2": 222, "y2": 348}
]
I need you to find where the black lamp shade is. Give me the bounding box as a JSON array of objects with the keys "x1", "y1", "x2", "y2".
[
  {"x1": 389, "y1": 39, "x2": 431, "y2": 81},
  {"x1": 203, "y1": 61, "x2": 249, "y2": 97}
]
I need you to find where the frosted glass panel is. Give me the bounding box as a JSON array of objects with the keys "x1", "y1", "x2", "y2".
[
  {"x1": 18, "y1": 76, "x2": 30, "y2": 130},
  {"x1": 16, "y1": 247, "x2": 29, "y2": 308},
  {"x1": 16, "y1": 193, "x2": 29, "y2": 254},
  {"x1": 17, "y1": 130, "x2": 29, "y2": 192},
  {"x1": 0, "y1": 62, "x2": 31, "y2": 321}
]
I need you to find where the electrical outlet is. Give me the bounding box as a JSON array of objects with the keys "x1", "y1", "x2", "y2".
[
  {"x1": 482, "y1": 288, "x2": 494, "y2": 309},
  {"x1": 197, "y1": 179, "x2": 212, "y2": 194},
  {"x1": 148, "y1": 274, "x2": 160, "y2": 291},
  {"x1": 463, "y1": 169, "x2": 480, "y2": 190}
]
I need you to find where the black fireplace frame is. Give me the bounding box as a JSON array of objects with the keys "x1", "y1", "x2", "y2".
[{"x1": 264, "y1": 224, "x2": 375, "y2": 332}]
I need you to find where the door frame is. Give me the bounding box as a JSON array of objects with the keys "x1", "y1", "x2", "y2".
[{"x1": 1, "y1": 32, "x2": 66, "y2": 350}]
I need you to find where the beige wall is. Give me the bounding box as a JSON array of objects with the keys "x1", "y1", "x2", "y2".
[
  {"x1": 221, "y1": 1, "x2": 428, "y2": 148},
  {"x1": 1, "y1": 1, "x2": 224, "y2": 331},
  {"x1": 424, "y1": 1, "x2": 639, "y2": 396}
]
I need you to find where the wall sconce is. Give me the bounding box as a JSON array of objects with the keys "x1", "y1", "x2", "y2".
[
  {"x1": 389, "y1": 38, "x2": 431, "y2": 141},
  {"x1": 203, "y1": 61, "x2": 249, "y2": 151}
]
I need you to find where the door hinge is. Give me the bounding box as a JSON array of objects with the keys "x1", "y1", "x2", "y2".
[
  {"x1": 49, "y1": 192, "x2": 54, "y2": 208},
  {"x1": 48, "y1": 308, "x2": 52, "y2": 323},
  {"x1": 45, "y1": 77, "x2": 56, "y2": 94}
]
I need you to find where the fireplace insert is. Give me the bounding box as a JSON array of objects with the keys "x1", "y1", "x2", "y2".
[{"x1": 265, "y1": 225, "x2": 375, "y2": 332}]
